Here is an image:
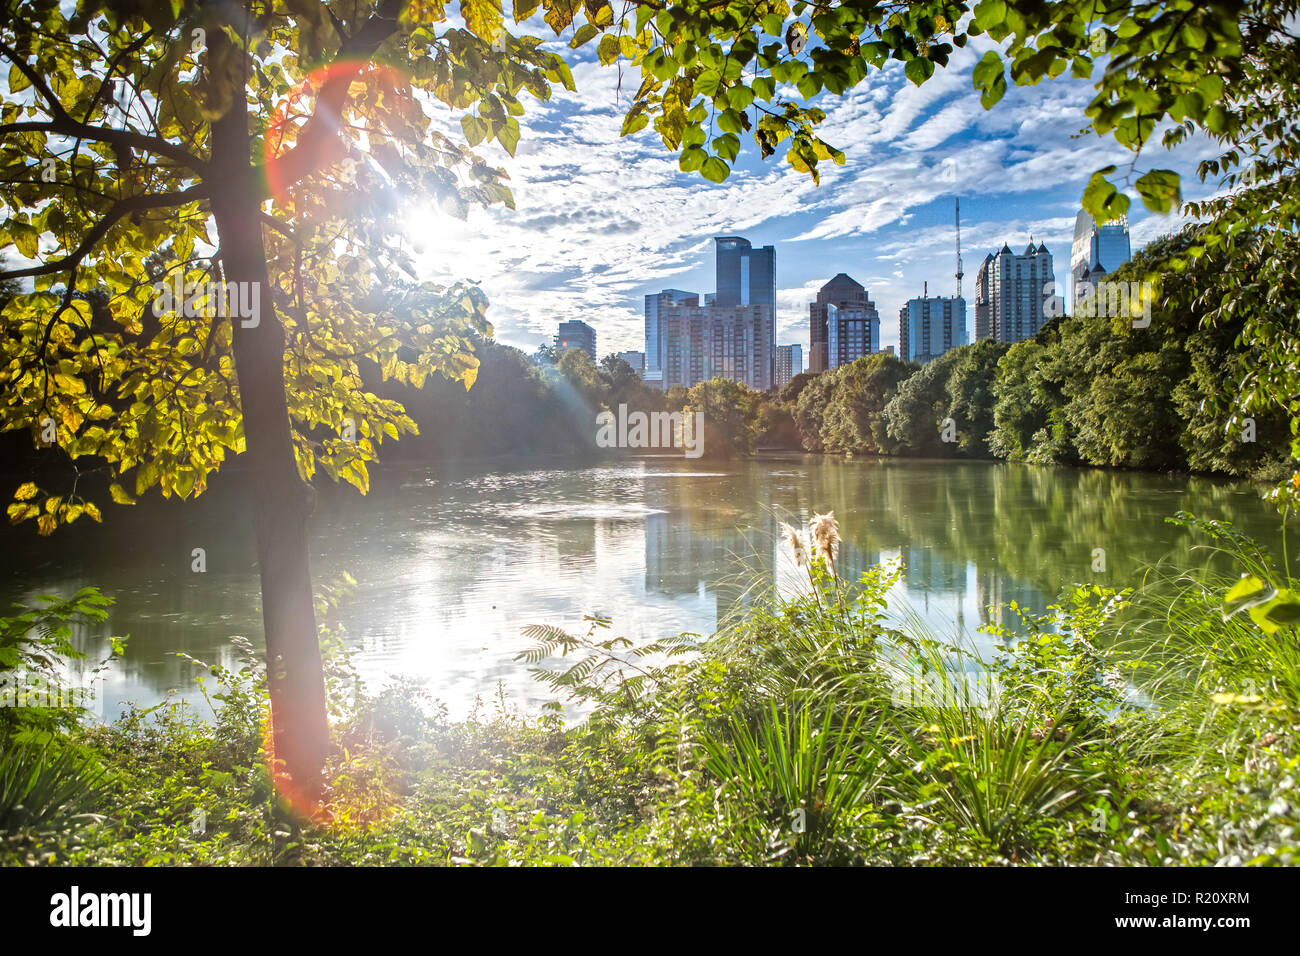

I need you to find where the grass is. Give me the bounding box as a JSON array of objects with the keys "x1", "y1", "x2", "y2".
[{"x1": 1, "y1": 512, "x2": 1299, "y2": 866}]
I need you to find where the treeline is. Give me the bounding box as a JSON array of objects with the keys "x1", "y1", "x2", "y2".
[
  {"x1": 369, "y1": 228, "x2": 1287, "y2": 475},
  {"x1": 377, "y1": 342, "x2": 763, "y2": 461},
  {"x1": 770, "y1": 231, "x2": 1290, "y2": 479}
]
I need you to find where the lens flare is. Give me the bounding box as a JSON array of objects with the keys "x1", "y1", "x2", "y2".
[{"x1": 263, "y1": 58, "x2": 411, "y2": 203}]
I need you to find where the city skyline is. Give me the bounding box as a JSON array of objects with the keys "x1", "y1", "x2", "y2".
[{"x1": 401, "y1": 36, "x2": 1203, "y2": 362}]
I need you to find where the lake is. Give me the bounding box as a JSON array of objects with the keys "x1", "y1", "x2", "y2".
[{"x1": 0, "y1": 455, "x2": 1284, "y2": 721}]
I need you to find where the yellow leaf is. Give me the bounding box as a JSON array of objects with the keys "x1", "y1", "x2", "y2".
[
  {"x1": 84, "y1": 502, "x2": 102, "y2": 522},
  {"x1": 37, "y1": 513, "x2": 57, "y2": 535},
  {"x1": 14, "y1": 482, "x2": 37, "y2": 501},
  {"x1": 109, "y1": 482, "x2": 137, "y2": 505},
  {"x1": 6, "y1": 502, "x2": 38, "y2": 523}
]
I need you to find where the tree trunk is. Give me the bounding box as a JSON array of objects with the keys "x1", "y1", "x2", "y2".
[{"x1": 207, "y1": 32, "x2": 329, "y2": 800}]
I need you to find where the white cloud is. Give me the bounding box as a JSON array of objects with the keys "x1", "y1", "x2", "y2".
[{"x1": 396, "y1": 34, "x2": 1221, "y2": 358}]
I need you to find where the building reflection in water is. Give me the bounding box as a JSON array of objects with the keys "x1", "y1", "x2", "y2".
[{"x1": 0, "y1": 456, "x2": 1275, "y2": 720}]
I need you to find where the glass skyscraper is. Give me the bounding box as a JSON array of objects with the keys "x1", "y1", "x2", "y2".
[
  {"x1": 1070, "y1": 211, "x2": 1131, "y2": 303},
  {"x1": 714, "y1": 236, "x2": 776, "y2": 316},
  {"x1": 644, "y1": 236, "x2": 776, "y2": 390}
]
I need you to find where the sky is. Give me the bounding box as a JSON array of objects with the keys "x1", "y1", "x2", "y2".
[
  {"x1": 401, "y1": 20, "x2": 1221, "y2": 359},
  {"x1": 2, "y1": 13, "x2": 1222, "y2": 360}
]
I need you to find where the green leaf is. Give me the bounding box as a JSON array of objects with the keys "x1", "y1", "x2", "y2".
[
  {"x1": 695, "y1": 69, "x2": 721, "y2": 98},
  {"x1": 461, "y1": 114, "x2": 487, "y2": 146},
  {"x1": 1082, "y1": 169, "x2": 1129, "y2": 222},
  {"x1": 717, "y1": 109, "x2": 744, "y2": 134},
  {"x1": 621, "y1": 111, "x2": 649, "y2": 136},
  {"x1": 11, "y1": 222, "x2": 39, "y2": 259},
  {"x1": 904, "y1": 56, "x2": 935, "y2": 87},
  {"x1": 497, "y1": 117, "x2": 521, "y2": 157},
  {"x1": 1134, "y1": 168, "x2": 1182, "y2": 214},
  {"x1": 1224, "y1": 575, "x2": 1270, "y2": 617},
  {"x1": 796, "y1": 73, "x2": 821, "y2": 99},
  {"x1": 597, "y1": 34, "x2": 619, "y2": 65},
  {"x1": 980, "y1": 72, "x2": 1006, "y2": 108},
  {"x1": 8, "y1": 64, "x2": 31, "y2": 93},
  {"x1": 973, "y1": 0, "x2": 1007, "y2": 30},
  {"x1": 461, "y1": 0, "x2": 504, "y2": 41},
  {"x1": 972, "y1": 50, "x2": 1003, "y2": 90},
  {"x1": 679, "y1": 146, "x2": 706, "y2": 172},
  {"x1": 700, "y1": 156, "x2": 730, "y2": 183}
]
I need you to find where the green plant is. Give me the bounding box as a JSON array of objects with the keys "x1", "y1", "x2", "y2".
[{"x1": 0, "y1": 740, "x2": 105, "y2": 832}]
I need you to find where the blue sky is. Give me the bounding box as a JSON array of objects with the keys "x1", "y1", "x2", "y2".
[
  {"x1": 405, "y1": 22, "x2": 1219, "y2": 359},
  {"x1": 2, "y1": 14, "x2": 1217, "y2": 360}
]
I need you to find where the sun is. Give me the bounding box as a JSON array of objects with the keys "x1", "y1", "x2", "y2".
[{"x1": 398, "y1": 201, "x2": 502, "y2": 290}]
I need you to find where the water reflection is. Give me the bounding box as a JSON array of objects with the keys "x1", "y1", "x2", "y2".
[{"x1": 0, "y1": 456, "x2": 1282, "y2": 720}]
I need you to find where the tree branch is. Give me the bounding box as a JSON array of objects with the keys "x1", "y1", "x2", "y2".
[
  {"x1": 0, "y1": 185, "x2": 207, "y2": 281},
  {"x1": 0, "y1": 37, "x2": 71, "y2": 122},
  {"x1": 0, "y1": 120, "x2": 209, "y2": 174}
]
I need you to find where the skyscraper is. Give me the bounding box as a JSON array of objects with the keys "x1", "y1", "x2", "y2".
[
  {"x1": 555, "y1": 319, "x2": 597, "y2": 359},
  {"x1": 825, "y1": 300, "x2": 880, "y2": 369},
  {"x1": 809, "y1": 274, "x2": 873, "y2": 372},
  {"x1": 1070, "y1": 211, "x2": 1131, "y2": 304},
  {"x1": 714, "y1": 236, "x2": 776, "y2": 315},
  {"x1": 714, "y1": 236, "x2": 775, "y2": 384},
  {"x1": 973, "y1": 242, "x2": 1060, "y2": 344},
  {"x1": 900, "y1": 294, "x2": 966, "y2": 362},
  {"x1": 658, "y1": 301, "x2": 773, "y2": 391},
  {"x1": 644, "y1": 289, "x2": 697, "y2": 386},
  {"x1": 774, "y1": 344, "x2": 803, "y2": 388},
  {"x1": 643, "y1": 236, "x2": 776, "y2": 390}
]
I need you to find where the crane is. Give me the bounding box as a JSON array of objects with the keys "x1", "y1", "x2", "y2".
[{"x1": 955, "y1": 196, "x2": 964, "y2": 301}]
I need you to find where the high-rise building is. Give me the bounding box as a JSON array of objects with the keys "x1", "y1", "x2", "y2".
[
  {"x1": 1070, "y1": 211, "x2": 1131, "y2": 304},
  {"x1": 973, "y1": 242, "x2": 1061, "y2": 344},
  {"x1": 644, "y1": 289, "x2": 697, "y2": 385},
  {"x1": 714, "y1": 236, "x2": 776, "y2": 315},
  {"x1": 809, "y1": 274, "x2": 872, "y2": 372},
  {"x1": 825, "y1": 300, "x2": 881, "y2": 369},
  {"x1": 899, "y1": 294, "x2": 966, "y2": 363},
  {"x1": 658, "y1": 301, "x2": 773, "y2": 391},
  {"x1": 643, "y1": 236, "x2": 776, "y2": 390},
  {"x1": 616, "y1": 350, "x2": 645, "y2": 375},
  {"x1": 714, "y1": 236, "x2": 775, "y2": 384},
  {"x1": 555, "y1": 319, "x2": 597, "y2": 359},
  {"x1": 774, "y1": 344, "x2": 803, "y2": 388}
]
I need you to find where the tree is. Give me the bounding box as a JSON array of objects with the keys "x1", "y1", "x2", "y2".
[
  {"x1": 988, "y1": 341, "x2": 1062, "y2": 462},
  {"x1": 819, "y1": 354, "x2": 912, "y2": 455},
  {"x1": 945, "y1": 339, "x2": 1008, "y2": 457},
  {"x1": 684, "y1": 376, "x2": 759, "y2": 457},
  {"x1": 793, "y1": 371, "x2": 834, "y2": 452},
  {"x1": 599, "y1": 353, "x2": 663, "y2": 414},
  {"x1": 779, "y1": 370, "x2": 817, "y2": 405},
  {"x1": 0, "y1": 0, "x2": 574, "y2": 798},
  {"x1": 883, "y1": 348, "x2": 963, "y2": 456}
]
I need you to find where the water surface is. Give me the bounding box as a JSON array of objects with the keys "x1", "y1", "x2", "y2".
[{"x1": 0, "y1": 456, "x2": 1282, "y2": 720}]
